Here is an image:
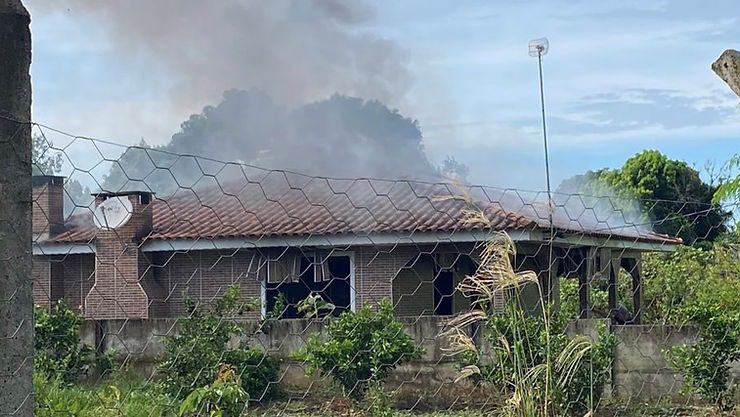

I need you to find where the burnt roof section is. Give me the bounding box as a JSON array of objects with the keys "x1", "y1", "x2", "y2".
[{"x1": 44, "y1": 173, "x2": 682, "y2": 246}]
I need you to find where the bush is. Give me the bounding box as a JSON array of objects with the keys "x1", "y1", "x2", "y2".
[
  {"x1": 34, "y1": 301, "x2": 95, "y2": 382},
  {"x1": 158, "y1": 285, "x2": 280, "y2": 401},
  {"x1": 179, "y1": 364, "x2": 248, "y2": 417},
  {"x1": 646, "y1": 243, "x2": 740, "y2": 411},
  {"x1": 295, "y1": 298, "x2": 424, "y2": 400}
]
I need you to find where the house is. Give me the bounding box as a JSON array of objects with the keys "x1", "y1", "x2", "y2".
[{"x1": 31, "y1": 173, "x2": 681, "y2": 323}]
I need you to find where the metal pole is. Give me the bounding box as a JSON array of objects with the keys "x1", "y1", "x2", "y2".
[
  {"x1": 537, "y1": 49, "x2": 553, "y2": 215},
  {"x1": 537, "y1": 48, "x2": 556, "y2": 304},
  {"x1": 0, "y1": 1, "x2": 33, "y2": 416}
]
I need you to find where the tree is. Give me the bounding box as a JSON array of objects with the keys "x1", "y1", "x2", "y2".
[
  {"x1": 32, "y1": 134, "x2": 63, "y2": 176},
  {"x1": 102, "y1": 90, "x2": 438, "y2": 195},
  {"x1": 714, "y1": 154, "x2": 740, "y2": 207},
  {"x1": 558, "y1": 150, "x2": 730, "y2": 244},
  {"x1": 32, "y1": 134, "x2": 93, "y2": 215},
  {"x1": 440, "y1": 155, "x2": 470, "y2": 182}
]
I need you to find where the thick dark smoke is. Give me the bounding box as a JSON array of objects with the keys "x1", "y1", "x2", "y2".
[
  {"x1": 103, "y1": 91, "x2": 439, "y2": 195},
  {"x1": 32, "y1": 0, "x2": 410, "y2": 106}
]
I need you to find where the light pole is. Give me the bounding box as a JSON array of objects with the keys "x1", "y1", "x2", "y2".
[
  {"x1": 528, "y1": 37, "x2": 552, "y2": 212},
  {"x1": 529, "y1": 37, "x2": 556, "y2": 310}
]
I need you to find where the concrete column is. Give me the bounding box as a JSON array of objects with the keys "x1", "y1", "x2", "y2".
[{"x1": 0, "y1": 1, "x2": 33, "y2": 416}]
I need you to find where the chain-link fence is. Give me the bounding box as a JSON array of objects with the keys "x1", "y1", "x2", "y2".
[{"x1": 1, "y1": 118, "x2": 737, "y2": 417}]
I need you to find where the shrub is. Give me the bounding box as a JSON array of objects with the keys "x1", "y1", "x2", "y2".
[
  {"x1": 34, "y1": 301, "x2": 95, "y2": 382},
  {"x1": 647, "y1": 243, "x2": 740, "y2": 411},
  {"x1": 295, "y1": 298, "x2": 424, "y2": 400},
  {"x1": 179, "y1": 364, "x2": 248, "y2": 417},
  {"x1": 158, "y1": 285, "x2": 280, "y2": 401}
]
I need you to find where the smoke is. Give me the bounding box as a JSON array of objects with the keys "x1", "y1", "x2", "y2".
[
  {"x1": 555, "y1": 174, "x2": 653, "y2": 235},
  {"x1": 32, "y1": 0, "x2": 411, "y2": 108}
]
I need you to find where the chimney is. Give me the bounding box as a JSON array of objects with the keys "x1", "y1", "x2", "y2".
[
  {"x1": 85, "y1": 191, "x2": 155, "y2": 320},
  {"x1": 32, "y1": 175, "x2": 65, "y2": 239}
]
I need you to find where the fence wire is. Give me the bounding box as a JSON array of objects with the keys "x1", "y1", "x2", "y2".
[{"x1": 10, "y1": 119, "x2": 740, "y2": 416}]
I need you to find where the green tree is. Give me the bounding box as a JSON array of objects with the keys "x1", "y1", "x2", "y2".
[
  {"x1": 32, "y1": 134, "x2": 93, "y2": 214},
  {"x1": 32, "y1": 134, "x2": 63, "y2": 176},
  {"x1": 559, "y1": 150, "x2": 730, "y2": 244}
]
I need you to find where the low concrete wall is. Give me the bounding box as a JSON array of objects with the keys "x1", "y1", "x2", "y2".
[{"x1": 81, "y1": 317, "x2": 739, "y2": 399}]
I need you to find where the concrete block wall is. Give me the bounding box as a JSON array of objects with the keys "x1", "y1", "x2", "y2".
[{"x1": 79, "y1": 317, "x2": 740, "y2": 400}]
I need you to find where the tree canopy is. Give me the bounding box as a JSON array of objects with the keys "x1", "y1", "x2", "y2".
[
  {"x1": 103, "y1": 90, "x2": 442, "y2": 196},
  {"x1": 558, "y1": 150, "x2": 730, "y2": 244}
]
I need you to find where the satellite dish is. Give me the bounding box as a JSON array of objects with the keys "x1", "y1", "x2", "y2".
[{"x1": 93, "y1": 196, "x2": 133, "y2": 230}]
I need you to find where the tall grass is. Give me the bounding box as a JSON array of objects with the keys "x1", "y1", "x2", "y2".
[{"x1": 442, "y1": 228, "x2": 605, "y2": 417}]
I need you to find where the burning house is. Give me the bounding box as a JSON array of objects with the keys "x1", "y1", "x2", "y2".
[{"x1": 31, "y1": 173, "x2": 680, "y2": 324}]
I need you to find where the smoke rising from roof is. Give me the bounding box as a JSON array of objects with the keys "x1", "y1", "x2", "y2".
[{"x1": 34, "y1": 0, "x2": 411, "y2": 107}]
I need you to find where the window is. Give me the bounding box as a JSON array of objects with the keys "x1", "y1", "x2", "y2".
[{"x1": 263, "y1": 252, "x2": 354, "y2": 319}]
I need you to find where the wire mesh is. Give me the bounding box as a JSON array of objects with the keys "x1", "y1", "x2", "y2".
[{"x1": 8, "y1": 117, "x2": 740, "y2": 416}]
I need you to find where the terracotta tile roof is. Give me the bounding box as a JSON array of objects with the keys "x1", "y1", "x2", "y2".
[{"x1": 45, "y1": 174, "x2": 681, "y2": 246}]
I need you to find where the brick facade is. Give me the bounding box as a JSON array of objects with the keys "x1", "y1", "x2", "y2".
[
  {"x1": 32, "y1": 176, "x2": 64, "y2": 239},
  {"x1": 85, "y1": 193, "x2": 153, "y2": 319}
]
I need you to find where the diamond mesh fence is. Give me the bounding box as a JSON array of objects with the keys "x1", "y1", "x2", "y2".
[{"x1": 7, "y1": 119, "x2": 740, "y2": 416}]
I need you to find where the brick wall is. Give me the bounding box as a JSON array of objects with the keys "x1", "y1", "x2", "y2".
[
  {"x1": 148, "y1": 249, "x2": 262, "y2": 319},
  {"x1": 32, "y1": 176, "x2": 64, "y2": 238},
  {"x1": 85, "y1": 193, "x2": 152, "y2": 319},
  {"x1": 32, "y1": 258, "x2": 50, "y2": 308}
]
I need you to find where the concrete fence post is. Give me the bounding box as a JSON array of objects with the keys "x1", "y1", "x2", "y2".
[{"x1": 0, "y1": 0, "x2": 33, "y2": 415}]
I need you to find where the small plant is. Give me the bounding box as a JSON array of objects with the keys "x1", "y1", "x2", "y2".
[
  {"x1": 158, "y1": 285, "x2": 280, "y2": 401},
  {"x1": 295, "y1": 298, "x2": 424, "y2": 400},
  {"x1": 34, "y1": 301, "x2": 95, "y2": 382},
  {"x1": 179, "y1": 364, "x2": 248, "y2": 417},
  {"x1": 297, "y1": 292, "x2": 335, "y2": 319}
]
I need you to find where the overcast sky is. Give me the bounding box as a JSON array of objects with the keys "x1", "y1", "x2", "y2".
[{"x1": 27, "y1": 0, "x2": 740, "y2": 190}]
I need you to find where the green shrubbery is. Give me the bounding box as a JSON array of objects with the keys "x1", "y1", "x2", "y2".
[
  {"x1": 296, "y1": 298, "x2": 424, "y2": 400},
  {"x1": 647, "y1": 244, "x2": 740, "y2": 411},
  {"x1": 34, "y1": 301, "x2": 96, "y2": 382},
  {"x1": 158, "y1": 285, "x2": 281, "y2": 403}
]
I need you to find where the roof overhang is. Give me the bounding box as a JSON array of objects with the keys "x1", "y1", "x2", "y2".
[{"x1": 32, "y1": 229, "x2": 678, "y2": 256}]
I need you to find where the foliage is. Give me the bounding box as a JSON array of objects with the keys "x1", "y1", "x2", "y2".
[
  {"x1": 31, "y1": 133, "x2": 93, "y2": 214},
  {"x1": 295, "y1": 298, "x2": 424, "y2": 400},
  {"x1": 651, "y1": 243, "x2": 740, "y2": 411},
  {"x1": 444, "y1": 233, "x2": 616, "y2": 417},
  {"x1": 35, "y1": 372, "x2": 173, "y2": 417},
  {"x1": 641, "y1": 244, "x2": 740, "y2": 324},
  {"x1": 179, "y1": 364, "x2": 248, "y2": 417},
  {"x1": 158, "y1": 285, "x2": 280, "y2": 401},
  {"x1": 713, "y1": 154, "x2": 740, "y2": 206},
  {"x1": 669, "y1": 303, "x2": 740, "y2": 411},
  {"x1": 34, "y1": 301, "x2": 95, "y2": 382},
  {"x1": 440, "y1": 155, "x2": 470, "y2": 182},
  {"x1": 32, "y1": 134, "x2": 63, "y2": 176},
  {"x1": 296, "y1": 292, "x2": 335, "y2": 319},
  {"x1": 102, "y1": 91, "x2": 438, "y2": 195},
  {"x1": 558, "y1": 150, "x2": 730, "y2": 244}
]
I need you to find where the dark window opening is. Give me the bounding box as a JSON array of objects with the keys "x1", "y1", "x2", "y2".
[
  {"x1": 433, "y1": 268, "x2": 454, "y2": 316},
  {"x1": 266, "y1": 254, "x2": 351, "y2": 319}
]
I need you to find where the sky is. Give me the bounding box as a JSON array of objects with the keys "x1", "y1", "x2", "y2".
[{"x1": 26, "y1": 0, "x2": 740, "y2": 191}]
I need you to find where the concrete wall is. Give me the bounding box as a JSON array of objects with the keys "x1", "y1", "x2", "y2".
[{"x1": 80, "y1": 317, "x2": 740, "y2": 400}]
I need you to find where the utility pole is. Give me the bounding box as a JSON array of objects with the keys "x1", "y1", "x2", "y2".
[{"x1": 0, "y1": 1, "x2": 33, "y2": 416}]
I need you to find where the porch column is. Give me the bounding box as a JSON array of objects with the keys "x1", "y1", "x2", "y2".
[
  {"x1": 621, "y1": 256, "x2": 642, "y2": 324},
  {"x1": 577, "y1": 247, "x2": 596, "y2": 319},
  {"x1": 600, "y1": 248, "x2": 620, "y2": 320}
]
